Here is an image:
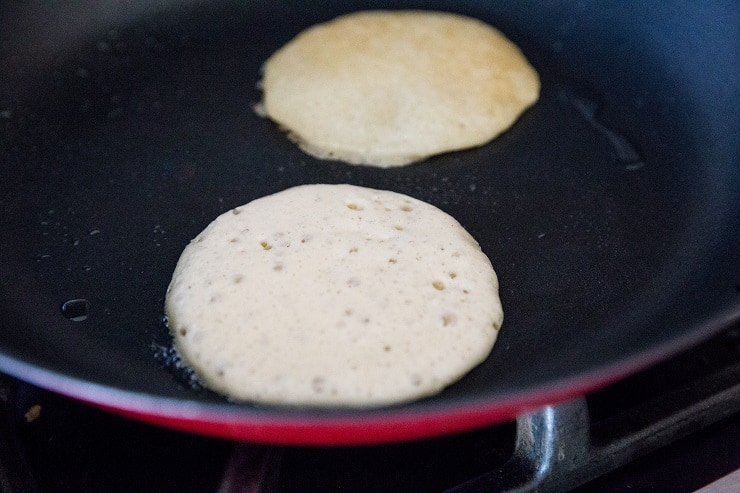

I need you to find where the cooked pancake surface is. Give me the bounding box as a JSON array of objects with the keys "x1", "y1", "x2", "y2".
[
  {"x1": 165, "y1": 184, "x2": 503, "y2": 407},
  {"x1": 259, "y1": 10, "x2": 540, "y2": 167}
]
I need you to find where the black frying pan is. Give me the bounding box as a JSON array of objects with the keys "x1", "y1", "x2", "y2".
[{"x1": 1, "y1": 1, "x2": 739, "y2": 445}]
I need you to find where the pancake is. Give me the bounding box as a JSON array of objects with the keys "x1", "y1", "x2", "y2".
[
  {"x1": 258, "y1": 10, "x2": 540, "y2": 167},
  {"x1": 165, "y1": 184, "x2": 503, "y2": 406}
]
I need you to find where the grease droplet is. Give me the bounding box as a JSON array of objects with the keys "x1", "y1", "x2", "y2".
[
  {"x1": 61, "y1": 299, "x2": 90, "y2": 322},
  {"x1": 569, "y1": 93, "x2": 645, "y2": 168}
]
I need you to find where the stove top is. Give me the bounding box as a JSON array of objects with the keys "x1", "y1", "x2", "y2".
[{"x1": 2, "y1": 324, "x2": 740, "y2": 493}]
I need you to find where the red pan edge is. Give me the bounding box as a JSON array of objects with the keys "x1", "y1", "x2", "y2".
[
  {"x1": 100, "y1": 380, "x2": 598, "y2": 446},
  {"x1": 9, "y1": 307, "x2": 740, "y2": 446},
  {"x1": 90, "y1": 350, "x2": 674, "y2": 445}
]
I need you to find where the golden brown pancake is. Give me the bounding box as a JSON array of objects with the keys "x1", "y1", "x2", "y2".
[{"x1": 258, "y1": 10, "x2": 539, "y2": 167}]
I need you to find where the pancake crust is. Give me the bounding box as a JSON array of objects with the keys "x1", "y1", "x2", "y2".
[
  {"x1": 165, "y1": 184, "x2": 503, "y2": 407},
  {"x1": 259, "y1": 10, "x2": 540, "y2": 167}
]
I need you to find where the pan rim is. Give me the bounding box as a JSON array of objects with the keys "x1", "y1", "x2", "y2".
[{"x1": 2, "y1": 305, "x2": 738, "y2": 445}]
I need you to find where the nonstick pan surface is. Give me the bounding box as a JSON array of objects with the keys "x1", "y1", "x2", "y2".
[{"x1": 1, "y1": 1, "x2": 739, "y2": 444}]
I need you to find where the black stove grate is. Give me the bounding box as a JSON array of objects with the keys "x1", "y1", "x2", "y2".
[{"x1": 2, "y1": 325, "x2": 739, "y2": 493}]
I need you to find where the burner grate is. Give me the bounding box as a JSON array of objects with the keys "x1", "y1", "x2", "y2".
[{"x1": 1, "y1": 327, "x2": 739, "y2": 493}]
